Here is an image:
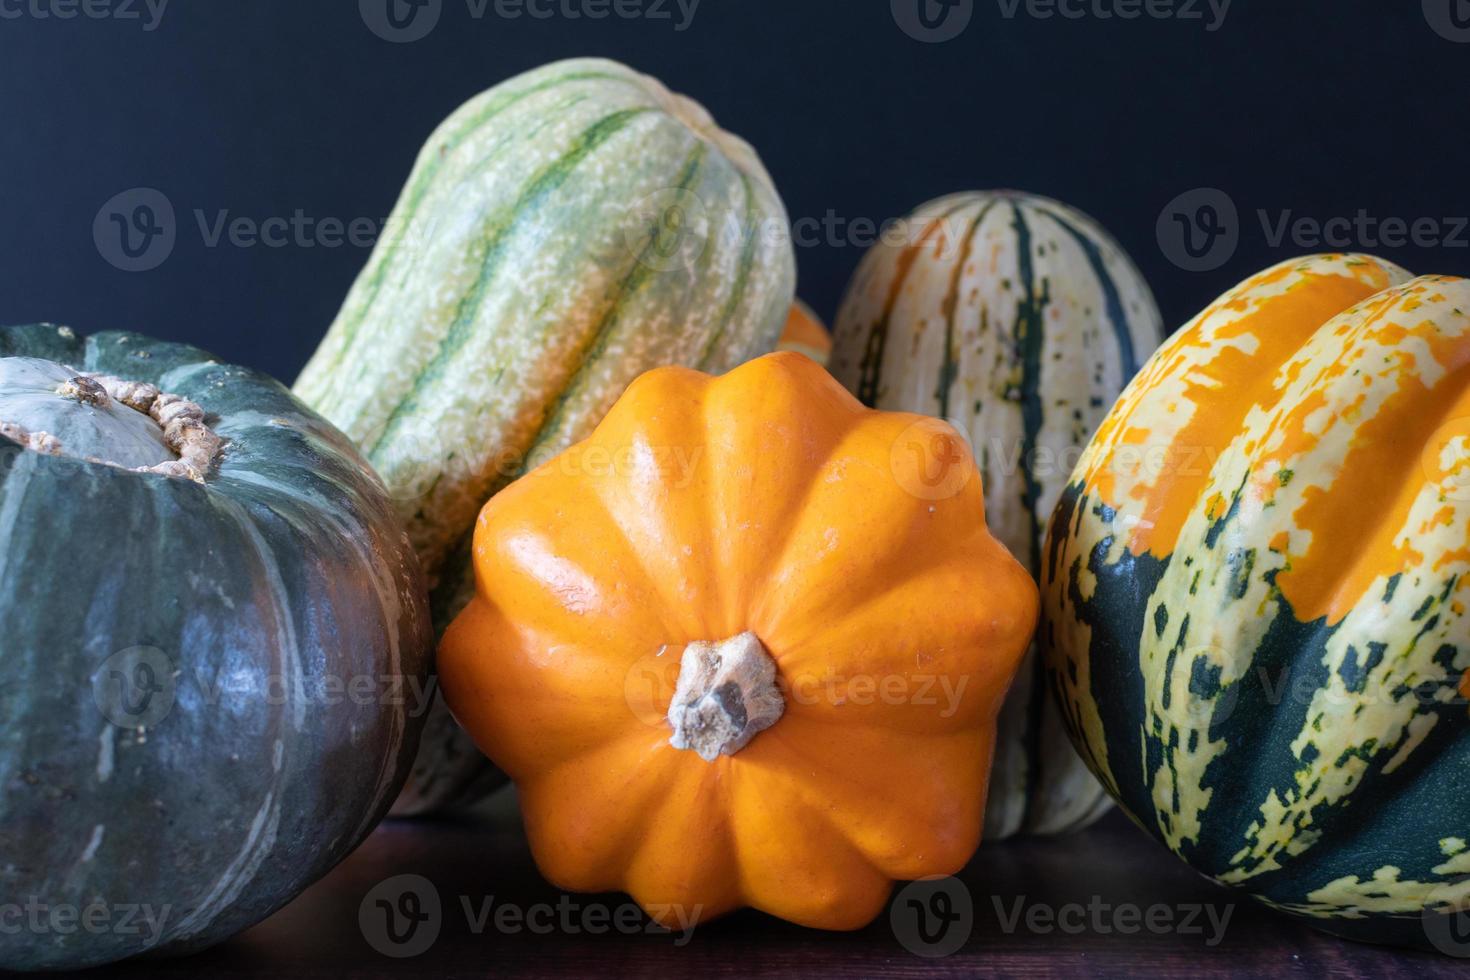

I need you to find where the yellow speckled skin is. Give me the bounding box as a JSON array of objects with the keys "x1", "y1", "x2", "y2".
[{"x1": 1043, "y1": 253, "x2": 1470, "y2": 947}]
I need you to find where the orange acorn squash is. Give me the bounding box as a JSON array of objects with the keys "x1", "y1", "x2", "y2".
[{"x1": 439, "y1": 352, "x2": 1037, "y2": 929}]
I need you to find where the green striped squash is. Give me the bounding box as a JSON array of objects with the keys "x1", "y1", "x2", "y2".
[
  {"x1": 1042, "y1": 254, "x2": 1470, "y2": 948},
  {"x1": 295, "y1": 58, "x2": 796, "y2": 813},
  {"x1": 829, "y1": 191, "x2": 1163, "y2": 839}
]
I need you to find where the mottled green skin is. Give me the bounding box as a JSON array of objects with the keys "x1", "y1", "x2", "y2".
[
  {"x1": 0, "y1": 326, "x2": 433, "y2": 971},
  {"x1": 1046, "y1": 484, "x2": 1470, "y2": 949},
  {"x1": 1041, "y1": 264, "x2": 1470, "y2": 951}
]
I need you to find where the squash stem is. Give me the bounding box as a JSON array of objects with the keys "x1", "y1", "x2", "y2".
[
  {"x1": 666, "y1": 631, "x2": 784, "y2": 762},
  {"x1": 0, "y1": 358, "x2": 222, "y2": 482}
]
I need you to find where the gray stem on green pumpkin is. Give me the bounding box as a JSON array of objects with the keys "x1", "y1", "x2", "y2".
[
  {"x1": 667, "y1": 631, "x2": 785, "y2": 762},
  {"x1": 0, "y1": 359, "x2": 222, "y2": 482}
]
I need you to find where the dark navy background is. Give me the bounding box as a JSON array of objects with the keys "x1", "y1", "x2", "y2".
[{"x1": 1, "y1": 1, "x2": 1466, "y2": 381}]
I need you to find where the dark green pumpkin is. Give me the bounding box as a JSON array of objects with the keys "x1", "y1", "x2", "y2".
[{"x1": 0, "y1": 325, "x2": 433, "y2": 971}]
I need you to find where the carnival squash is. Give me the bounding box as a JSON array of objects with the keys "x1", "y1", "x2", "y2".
[
  {"x1": 830, "y1": 191, "x2": 1163, "y2": 838},
  {"x1": 293, "y1": 57, "x2": 796, "y2": 815},
  {"x1": 438, "y1": 352, "x2": 1038, "y2": 929},
  {"x1": 0, "y1": 325, "x2": 432, "y2": 971},
  {"x1": 1043, "y1": 254, "x2": 1470, "y2": 949}
]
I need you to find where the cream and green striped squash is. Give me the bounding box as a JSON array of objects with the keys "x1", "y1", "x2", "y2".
[
  {"x1": 295, "y1": 58, "x2": 796, "y2": 813},
  {"x1": 829, "y1": 190, "x2": 1163, "y2": 839},
  {"x1": 1042, "y1": 254, "x2": 1470, "y2": 949}
]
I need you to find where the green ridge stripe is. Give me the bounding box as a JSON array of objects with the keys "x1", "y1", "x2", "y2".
[
  {"x1": 1010, "y1": 199, "x2": 1051, "y2": 833},
  {"x1": 936, "y1": 198, "x2": 1001, "y2": 418},
  {"x1": 423, "y1": 140, "x2": 716, "y2": 629},
  {"x1": 507, "y1": 140, "x2": 713, "y2": 482},
  {"x1": 696, "y1": 171, "x2": 761, "y2": 370},
  {"x1": 324, "y1": 69, "x2": 639, "y2": 365},
  {"x1": 1035, "y1": 204, "x2": 1148, "y2": 376},
  {"x1": 367, "y1": 107, "x2": 653, "y2": 457},
  {"x1": 856, "y1": 197, "x2": 976, "y2": 408}
]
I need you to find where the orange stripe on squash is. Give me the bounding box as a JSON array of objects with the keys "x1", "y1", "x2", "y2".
[
  {"x1": 1274, "y1": 281, "x2": 1470, "y2": 623},
  {"x1": 1077, "y1": 257, "x2": 1470, "y2": 628},
  {"x1": 1088, "y1": 260, "x2": 1396, "y2": 558}
]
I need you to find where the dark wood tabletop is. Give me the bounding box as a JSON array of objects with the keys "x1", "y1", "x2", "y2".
[{"x1": 26, "y1": 793, "x2": 1467, "y2": 979}]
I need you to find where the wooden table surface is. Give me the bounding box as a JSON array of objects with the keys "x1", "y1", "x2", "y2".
[{"x1": 25, "y1": 794, "x2": 1466, "y2": 979}]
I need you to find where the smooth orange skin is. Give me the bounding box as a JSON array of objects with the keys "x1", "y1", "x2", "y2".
[{"x1": 439, "y1": 352, "x2": 1037, "y2": 930}]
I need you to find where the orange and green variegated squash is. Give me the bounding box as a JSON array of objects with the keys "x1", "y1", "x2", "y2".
[
  {"x1": 438, "y1": 352, "x2": 1038, "y2": 929},
  {"x1": 1042, "y1": 253, "x2": 1470, "y2": 949},
  {"x1": 830, "y1": 191, "x2": 1164, "y2": 839}
]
